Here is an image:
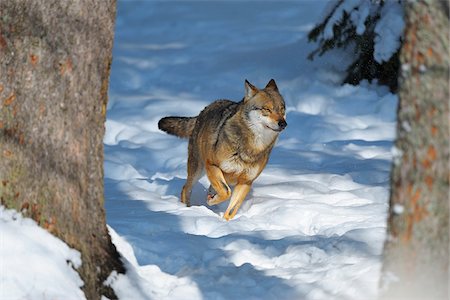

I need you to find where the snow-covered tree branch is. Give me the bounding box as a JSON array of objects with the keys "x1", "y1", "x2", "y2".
[{"x1": 308, "y1": 0, "x2": 404, "y2": 91}]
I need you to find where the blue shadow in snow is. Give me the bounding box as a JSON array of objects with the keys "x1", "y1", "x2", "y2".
[{"x1": 106, "y1": 176, "x2": 376, "y2": 299}]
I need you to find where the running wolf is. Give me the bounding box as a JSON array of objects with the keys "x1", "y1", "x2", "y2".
[{"x1": 158, "y1": 79, "x2": 287, "y2": 220}]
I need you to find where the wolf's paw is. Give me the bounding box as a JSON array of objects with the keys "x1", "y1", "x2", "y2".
[
  {"x1": 206, "y1": 185, "x2": 217, "y2": 205},
  {"x1": 180, "y1": 196, "x2": 191, "y2": 207},
  {"x1": 223, "y1": 213, "x2": 232, "y2": 221},
  {"x1": 207, "y1": 194, "x2": 219, "y2": 206},
  {"x1": 181, "y1": 199, "x2": 191, "y2": 207}
]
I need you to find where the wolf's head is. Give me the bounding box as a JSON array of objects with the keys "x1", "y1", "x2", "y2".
[{"x1": 243, "y1": 79, "x2": 287, "y2": 134}]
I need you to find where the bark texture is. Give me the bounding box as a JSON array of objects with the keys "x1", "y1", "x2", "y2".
[
  {"x1": 381, "y1": 1, "x2": 449, "y2": 299},
  {"x1": 0, "y1": 1, "x2": 124, "y2": 299}
]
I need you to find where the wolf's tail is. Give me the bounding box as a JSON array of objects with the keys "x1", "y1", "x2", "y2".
[{"x1": 158, "y1": 116, "x2": 197, "y2": 138}]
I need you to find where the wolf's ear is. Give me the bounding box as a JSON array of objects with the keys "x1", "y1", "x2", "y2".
[
  {"x1": 265, "y1": 79, "x2": 278, "y2": 91},
  {"x1": 245, "y1": 79, "x2": 258, "y2": 99}
]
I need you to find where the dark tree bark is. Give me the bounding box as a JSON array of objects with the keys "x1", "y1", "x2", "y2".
[
  {"x1": 0, "y1": 1, "x2": 124, "y2": 299},
  {"x1": 381, "y1": 1, "x2": 449, "y2": 299}
]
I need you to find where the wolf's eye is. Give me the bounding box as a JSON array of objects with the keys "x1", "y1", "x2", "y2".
[{"x1": 261, "y1": 107, "x2": 271, "y2": 114}]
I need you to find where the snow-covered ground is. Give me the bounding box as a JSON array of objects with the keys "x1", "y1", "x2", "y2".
[
  {"x1": 104, "y1": 1, "x2": 397, "y2": 299},
  {"x1": 0, "y1": 207, "x2": 86, "y2": 299},
  {"x1": 1, "y1": 1, "x2": 398, "y2": 299}
]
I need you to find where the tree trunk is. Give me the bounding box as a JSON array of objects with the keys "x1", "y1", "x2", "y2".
[
  {"x1": 381, "y1": 1, "x2": 449, "y2": 299},
  {"x1": 0, "y1": 1, "x2": 124, "y2": 299}
]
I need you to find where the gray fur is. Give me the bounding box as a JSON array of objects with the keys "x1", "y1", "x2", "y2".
[{"x1": 158, "y1": 116, "x2": 197, "y2": 138}]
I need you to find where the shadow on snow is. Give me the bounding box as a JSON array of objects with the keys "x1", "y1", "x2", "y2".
[{"x1": 105, "y1": 177, "x2": 375, "y2": 299}]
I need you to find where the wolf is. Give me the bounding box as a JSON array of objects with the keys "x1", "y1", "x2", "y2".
[{"x1": 158, "y1": 79, "x2": 287, "y2": 220}]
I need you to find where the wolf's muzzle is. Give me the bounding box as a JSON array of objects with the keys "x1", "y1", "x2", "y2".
[{"x1": 278, "y1": 119, "x2": 287, "y2": 130}]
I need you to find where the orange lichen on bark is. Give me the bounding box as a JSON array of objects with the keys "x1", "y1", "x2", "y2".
[
  {"x1": 402, "y1": 187, "x2": 429, "y2": 243},
  {"x1": 411, "y1": 189, "x2": 421, "y2": 208},
  {"x1": 3, "y1": 149, "x2": 13, "y2": 157},
  {"x1": 18, "y1": 133, "x2": 25, "y2": 145},
  {"x1": 3, "y1": 92, "x2": 15, "y2": 106},
  {"x1": 30, "y1": 54, "x2": 39, "y2": 66},
  {"x1": 428, "y1": 107, "x2": 438, "y2": 117},
  {"x1": 422, "y1": 158, "x2": 431, "y2": 169},
  {"x1": 422, "y1": 145, "x2": 437, "y2": 169},
  {"x1": 20, "y1": 202, "x2": 30, "y2": 211},
  {"x1": 425, "y1": 176, "x2": 433, "y2": 190},
  {"x1": 39, "y1": 103, "x2": 45, "y2": 115},
  {"x1": 43, "y1": 217, "x2": 58, "y2": 234},
  {"x1": 413, "y1": 202, "x2": 428, "y2": 223},
  {"x1": 31, "y1": 203, "x2": 41, "y2": 223},
  {"x1": 431, "y1": 126, "x2": 438, "y2": 136},
  {"x1": 60, "y1": 58, "x2": 73, "y2": 75},
  {"x1": 403, "y1": 23, "x2": 417, "y2": 56},
  {"x1": 416, "y1": 52, "x2": 425, "y2": 65},
  {"x1": 427, "y1": 145, "x2": 437, "y2": 161},
  {"x1": 404, "y1": 214, "x2": 414, "y2": 243}
]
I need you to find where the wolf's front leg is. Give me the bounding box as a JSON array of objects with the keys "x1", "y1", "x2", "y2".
[{"x1": 224, "y1": 183, "x2": 251, "y2": 221}]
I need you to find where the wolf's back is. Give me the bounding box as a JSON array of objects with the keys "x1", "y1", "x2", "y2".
[{"x1": 158, "y1": 116, "x2": 197, "y2": 138}]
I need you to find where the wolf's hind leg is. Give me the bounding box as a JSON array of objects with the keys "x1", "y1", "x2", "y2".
[
  {"x1": 181, "y1": 170, "x2": 201, "y2": 207},
  {"x1": 181, "y1": 146, "x2": 202, "y2": 207},
  {"x1": 205, "y1": 163, "x2": 231, "y2": 206}
]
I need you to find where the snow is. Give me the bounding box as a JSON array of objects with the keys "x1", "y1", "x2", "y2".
[
  {"x1": 374, "y1": 1, "x2": 405, "y2": 63},
  {"x1": 104, "y1": 226, "x2": 202, "y2": 300},
  {"x1": 104, "y1": 1, "x2": 397, "y2": 299},
  {"x1": 318, "y1": 0, "x2": 404, "y2": 63},
  {"x1": 1, "y1": 1, "x2": 400, "y2": 299},
  {"x1": 323, "y1": 0, "x2": 373, "y2": 39},
  {"x1": 392, "y1": 204, "x2": 404, "y2": 215},
  {"x1": 0, "y1": 207, "x2": 85, "y2": 300}
]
